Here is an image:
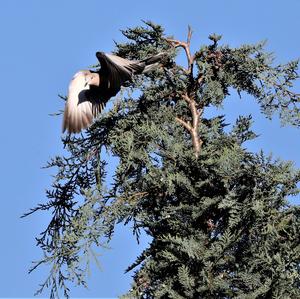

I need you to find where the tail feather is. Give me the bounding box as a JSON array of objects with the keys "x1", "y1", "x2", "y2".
[
  {"x1": 139, "y1": 52, "x2": 166, "y2": 74},
  {"x1": 143, "y1": 63, "x2": 161, "y2": 74},
  {"x1": 142, "y1": 52, "x2": 165, "y2": 65}
]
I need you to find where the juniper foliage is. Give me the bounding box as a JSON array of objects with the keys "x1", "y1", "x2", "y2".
[{"x1": 24, "y1": 21, "x2": 300, "y2": 298}]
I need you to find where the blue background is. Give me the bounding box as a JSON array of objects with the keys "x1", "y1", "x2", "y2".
[{"x1": 0, "y1": 0, "x2": 299, "y2": 297}]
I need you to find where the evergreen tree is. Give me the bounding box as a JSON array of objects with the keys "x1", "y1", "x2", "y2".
[{"x1": 24, "y1": 22, "x2": 300, "y2": 298}]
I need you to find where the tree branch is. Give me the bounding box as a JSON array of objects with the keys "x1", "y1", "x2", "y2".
[
  {"x1": 167, "y1": 27, "x2": 203, "y2": 158},
  {"x1": 176, "y1": 94, "x2": 203, "y2": 158},
  {"x1": 175, "y1": 116, "x2": 192, "y2": 131},
  {"x1": 166, "y1": 26, "x2": 194, "y2": 73}
]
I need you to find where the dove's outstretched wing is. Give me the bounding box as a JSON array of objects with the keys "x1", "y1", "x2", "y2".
[
  {"x1": 95, "y1": 52, "x2": 143, "y2": 99},
  {"x1": 62, "y1": 52, "x2": 165, "y2": 134},
  {"x1": 62, "y1": 71, "x2": 104, "y2": 133}
]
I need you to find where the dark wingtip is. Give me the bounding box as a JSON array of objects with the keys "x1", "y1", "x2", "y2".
[{"x1": 96, "y1": 51, "x2": 105, "y2": 59}]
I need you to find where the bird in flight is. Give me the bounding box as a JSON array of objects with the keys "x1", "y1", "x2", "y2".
[{"x1": 63, "y1": 51, "x2": 164, "y2": 133}]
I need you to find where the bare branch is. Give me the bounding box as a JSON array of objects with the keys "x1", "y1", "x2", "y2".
[
  {"x1": 197, "y1": 74, "x2": 204, "y2": 85},
  {"x1": 165, "y1": 26, "x2": 194, "y2": 73},
  {"x1": 185, "y1": 26, "x2": 194, "y2": 71},
  {"x1": 166, "y1": 28, "x2": 203, "y2": 158},
  {"x1": 176, "y1": 116, "x2": 192, "y2": 131},
  {"x1": 187, "y1": 25, "x2": 192, "y2": 45},
  {"x1": 177, "y1": 94, "x2": 203, "y2": 158}
]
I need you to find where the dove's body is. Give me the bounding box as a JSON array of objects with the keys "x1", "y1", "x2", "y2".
[{"x1": 63, "y1": 52, "x2": 164, "y2": 133}]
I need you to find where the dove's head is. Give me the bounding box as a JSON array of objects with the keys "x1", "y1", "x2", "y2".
[{"x1": 84, "y1": 71, "x2": 100, "y2": 87}]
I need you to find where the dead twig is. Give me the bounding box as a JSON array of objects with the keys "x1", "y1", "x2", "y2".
[
  {"x1": 176, "y1": 94, "x2": 203, "y2": 158},
  {"x1": 166, "y1": 26, "x2": 194, "y2": 73},
  {"x1": 166, "y1": 27, "x2": 203, "y2": 158}
]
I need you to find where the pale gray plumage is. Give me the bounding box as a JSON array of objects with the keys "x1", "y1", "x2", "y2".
[
  {"x1": 63, "y1": 71, "x2": 98, "y2": 133},
  {"x1": 62, "y1": 52, "x2": 165, "y2": 134}
]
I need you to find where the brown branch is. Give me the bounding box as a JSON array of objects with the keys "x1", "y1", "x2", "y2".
[
  {"x1": 106, "y1": 191, "x2": 149, "y2": 204},
  {"x1": 166, "y1": 27, "x2": 204, "y2": 158},
  {"x1": 108, "y1": 190, "x2": 168, "y2": 204},
  {"x1": 175, "y1": 116, "x2": 192, "y2": 131},
  {"x1": 186, "y1": 25, "x2": 194, "y2": 72},
  {"x1": 176, "y1": 94, "x2": 203, "y2": 158},
  {"x1": 197, "y1": 74, "x2": 204, "y2": 85},
  {"x1": 166, "y1": 26, "x2": 194, "y2": 73}
]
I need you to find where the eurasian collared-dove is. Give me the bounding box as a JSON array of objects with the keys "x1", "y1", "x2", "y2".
[{"x1": 62, "y1": 52, "x2": 164, "y2": 133}]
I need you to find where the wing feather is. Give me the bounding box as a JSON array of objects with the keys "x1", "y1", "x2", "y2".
[
  {"x1": 63, "y1": 52, "x2": 161, "y2": 134},
  {"x1": 105, "y1": 53, "x2": 144, "y2": 73},
  {"x1": 62, "y1": 71, "x2": 104, "y2": 133},
  {"x1": 96, "y1": 52, "x2": 144, "y2": 94}
]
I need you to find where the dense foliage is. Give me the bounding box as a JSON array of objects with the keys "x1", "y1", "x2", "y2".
[{"x1": 25, "y1": 22, "x2": 300, "y2": 298}]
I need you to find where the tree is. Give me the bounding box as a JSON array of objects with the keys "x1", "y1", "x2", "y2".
[{"x1": 24, "y1": 21, "x2": 300, "y2": 298}]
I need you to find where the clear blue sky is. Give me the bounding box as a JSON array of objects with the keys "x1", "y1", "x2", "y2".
[{"x1": 0, "y1": 0, "x2": 299, "y2": 297}]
